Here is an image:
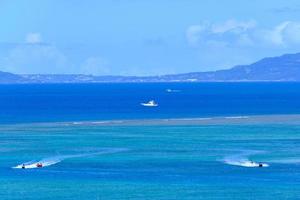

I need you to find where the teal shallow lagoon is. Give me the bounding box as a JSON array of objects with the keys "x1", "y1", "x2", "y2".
[{"x1": 1, "y1": 117, "x2": 300, "y2": 199}]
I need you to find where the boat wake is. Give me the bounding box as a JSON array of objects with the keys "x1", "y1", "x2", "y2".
[
  {"x1": 222, "y1": 150, "x2": 269, "y2": 168},
  {"x1": 166, "y1": 89, "x2": 181, "y2": 93},
  {"x1": 13, "y1": 148, "x2": 127, "y2": 169},
  {"x1": 13, "y1": 158, "x2": 61, "y2": 169}
]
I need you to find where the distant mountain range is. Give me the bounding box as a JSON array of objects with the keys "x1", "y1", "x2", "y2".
[{"x1": 1, "y1": 52, "x2": 300, "y2": 83}]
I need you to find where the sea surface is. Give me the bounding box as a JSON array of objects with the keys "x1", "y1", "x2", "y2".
[
  {"x1": 1, "y1": 83, "x2": 300, "y2": 199},
  {"x1": 0, "y1": 82, "x2": 300, "y2": 124}
]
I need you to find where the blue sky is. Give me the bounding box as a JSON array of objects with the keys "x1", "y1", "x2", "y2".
[{"x1": 1, "y1": 0, "x2": 300, "y2": 75}]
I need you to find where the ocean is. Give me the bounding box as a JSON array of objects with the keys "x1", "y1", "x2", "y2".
[
  {"x1": 1, "y1": 83, "x2": 300, "y2": 199},
  {"x1": 0, "y1": 82, "x2": 300, "y2": 123}
]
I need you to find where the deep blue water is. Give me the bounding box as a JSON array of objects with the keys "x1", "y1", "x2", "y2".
[{"x1": 1, "y1": 82, "x2": 300, "y2": 123}]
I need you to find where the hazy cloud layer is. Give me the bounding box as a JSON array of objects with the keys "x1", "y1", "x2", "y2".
[
  {"x1": 0, "y1": 33, "x2": 112, "y2": 75},
  {"x1": 186, "y1": 20, "x2": 300, "y2": 48},
  {"x1": 25, "y1": 33, "x2": 42, "y2": 44},
  {"x1": 0, "y1": 33, "x2": 69, "y2": 74},
  {"x1": 80, "y1": 57, "x2": 110, "y2": 75},
  {"x1": 1, "y1": 1, "x2": 300, "y2": 75},
  {"x1": 184, "y1": 20, "x2": 300, "y2": 70},
  {"x1": 1, "y1": 20, "x2": 300, "y2": 75}
]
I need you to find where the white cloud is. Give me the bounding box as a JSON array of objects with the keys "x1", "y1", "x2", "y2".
[
  {"x1": 211, "y1": 19, "x2": 256, "y2": 34},
  {"x1": 184, "y1": 20, "x2": 300, "y2": 71},
  {"x1": 186, "y1": 20, "x2": 256, "y2": 48},
  {"x1": 186, "y1": 24, "x2": 207, "y2": 47},
  {"x1": 0, "y1": 33, "x2": 113, "y2": 75},
  {"x1": 1, "y1": 43, "x2": 68, "y2": 74},
  {"x1": 186, "y1": 20, "x2": 300, "y2": 48},
  {"x1": 258, "y1": 22, "x2": 291, "y2": 46},
  {"x1": 80, "y1": 57, "x2": 110, "y2": 75},
  {"x1": 256, "y1": 21, "x2": 300, "y2": 46},
  {"x1": 25, "y1": 33, "x2": 42, "y2": 44},
  {"x1": 283, "y1": 22, "x2": 300, "y2": 44}
]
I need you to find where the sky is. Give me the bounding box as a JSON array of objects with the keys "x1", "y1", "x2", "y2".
[{"x1": 1, "y1": 0, "x2": 300, "y2": 75}]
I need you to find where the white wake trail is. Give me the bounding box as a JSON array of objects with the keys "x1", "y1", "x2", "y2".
[
  {"x1": 222, "y1": 150, "x2": 269, "y2": 168},
  {"x1": 13, "y1": 148, "x2": 127, "y2": 169}
]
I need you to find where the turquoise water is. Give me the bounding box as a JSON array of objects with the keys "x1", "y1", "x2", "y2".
[{"x1": 1, "y1": 122, "x2": 300, "y2": 199}]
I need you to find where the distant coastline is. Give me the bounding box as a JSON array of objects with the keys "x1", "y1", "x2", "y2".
[{"x1": 1, "y1": 52, "x2": 300, "y2": 83}]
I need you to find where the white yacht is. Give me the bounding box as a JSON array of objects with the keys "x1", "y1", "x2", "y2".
[{"x1": 141, "y1": 100, "x2": 158, "y2": 107}]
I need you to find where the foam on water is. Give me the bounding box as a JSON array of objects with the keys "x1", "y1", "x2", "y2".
[
  {"x1": 166, "y1": 89, "x2": 181, "y2": 93},
  {"x1": 13, "y1": 148, "x2": 127, "y2": 169},
  {"x1": 224, "y1": 116, "x2": 249, "y2": 119},
  {"x1": 13, "y1": 158, "x2": 62, "y2": 169},
  {"x1": 222, "y1": 150, "x2": 269, "y2": 168}
]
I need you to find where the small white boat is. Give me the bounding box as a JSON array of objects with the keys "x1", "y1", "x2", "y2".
[{"x1": 141, "y1": 100, "x2": 158, "y2": 107}]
